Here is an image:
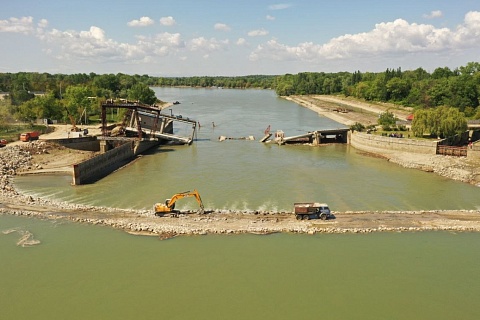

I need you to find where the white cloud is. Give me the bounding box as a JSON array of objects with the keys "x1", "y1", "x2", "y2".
[
  {"x1": 423, "y1": 10, "x2": 443, "y2": 19},
  {"x1": 189, "y1": 37, "x2": 229, "y2": 52},
  {"x1": 41, "y1": 25, "x2": 187, "y2": 63},
  {"x1": 0, "y1": 16, "x2": 35, "y2": 34},
  {"x1": 250, "y1": 11, "x2": 480, "y2": 62},
  {"x1": 160, "y1": 16, "x2": 176, "y2": 26},
  {"x1": 127, "y1": 17, "x2": 154, "y2": 27},
  {"x1": 214, "y1": 23, "x2": 231, "y2": 31},
  {"x1": 236, "y1": 37, "x2": 247, "y2": 46},
  {"x1": 38, "y1": 19, "x2": 48, "y2": 29},
  {"x1": 136, "y1": 32, "x2": 186, "y2": 56},
  {"x1": 268, "y1": 3, "x2": 292, "y2": 10},
  {"x1": 248, "y1": 28, "x2": 269, "y2": 36},
  {"x1": 266, "y1": 15, "x2": 275, "y2": 21},
  {"x1": 154, "y1": 32, "x2": 185, "y2": 47}
]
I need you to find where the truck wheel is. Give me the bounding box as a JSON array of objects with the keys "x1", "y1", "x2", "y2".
[
  {"x1": 302, "y1": 214, "x2": 309, "y2": 220},
  {"x1": 296, "y1": 215, "x2": 302, "y2": 220},
  {"x1": 320, "y1": 214, "x2": 327, "y2": 221}
]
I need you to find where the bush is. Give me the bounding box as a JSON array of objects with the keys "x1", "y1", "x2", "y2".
[
  {"x1": 350, "y1": 122, "x2": 365, "y2": 132},
  {"x1": 382, "y1": 124, "x2": 392, "y2": 131}
]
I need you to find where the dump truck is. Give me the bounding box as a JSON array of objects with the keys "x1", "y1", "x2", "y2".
[
  {"x1": 154, "y1": 189, "x2": 205, "y2": 216},
  {"x1": 20, "y1": 131, "x2": 40, "y2": 142},
  {"x1": 294, "y1": 203, "x2": 331, "y2": 220}
]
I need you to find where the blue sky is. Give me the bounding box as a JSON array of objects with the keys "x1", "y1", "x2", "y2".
[{"x1": 1, "y1": 0, "x2": 479, "y2": 76}]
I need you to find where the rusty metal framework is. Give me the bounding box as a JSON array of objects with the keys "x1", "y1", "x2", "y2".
[
  {"x1": 100, "y1": 99, "x2": 198, "y2": 145},
  {"x1": 436, "y1": 145, "x2": 467, "y2": 157},
  {"x1": 101, "y1": 100, "x2": 161, "y2": 139}
]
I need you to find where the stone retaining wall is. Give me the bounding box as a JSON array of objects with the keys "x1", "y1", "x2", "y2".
[
  {"x1": 350, "y1": 131, "x2": 438, "y2": 155},
  {"x1": 72, "y1": 141, "x2": 134, "y2": 185}
]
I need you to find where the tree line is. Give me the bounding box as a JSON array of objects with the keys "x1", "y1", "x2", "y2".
[
  {"x1": 275, "y1": 62, "x2": 480, "y2": 118},
  {"x1": 1, "y1": 63, "x2": 479, "y2": 139},
  {"x1": 275, "y1": 62, "x2": 480, "y2": 138}
]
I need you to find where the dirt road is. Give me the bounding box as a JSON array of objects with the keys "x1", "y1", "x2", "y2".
[{"x1": 285, "y1": 95, "x2": 412, "y2": 126}]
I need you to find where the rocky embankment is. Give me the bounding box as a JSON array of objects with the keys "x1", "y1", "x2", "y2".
[
  {"x1": 379, "y1": 152, "x2": 480, "y2": 185},
  {"x1": 1, "y1": 142, "x2": 480, "y2": 240}
]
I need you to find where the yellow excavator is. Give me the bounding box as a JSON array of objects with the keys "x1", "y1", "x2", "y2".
[{"x1": 154, "y1": 189, "x2": 205, "y2": 216}]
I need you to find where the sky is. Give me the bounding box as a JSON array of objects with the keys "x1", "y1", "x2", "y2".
[{"x1": 1, "y1": 0, "x2": 480, "y2": 76}]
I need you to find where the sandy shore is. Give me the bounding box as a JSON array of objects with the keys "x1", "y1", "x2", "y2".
[
  {"x1": 284, "y1": 94, "x2": 412, "y2": 126},
  {"x1": 1, "y1": 97, "x2": 479, "y2": 239}
]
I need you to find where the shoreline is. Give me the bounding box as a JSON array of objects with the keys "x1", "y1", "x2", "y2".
[{"x1": 1, "y1": 145, "x2": 480, "y2": 239}]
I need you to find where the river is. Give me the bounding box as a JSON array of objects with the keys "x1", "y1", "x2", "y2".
[
  {"x1": 12, "y1": 88, "x2": 480, "y2": 211},
  {"x1": 2, "y1": 88, "x2": 480, "y2": 319}
]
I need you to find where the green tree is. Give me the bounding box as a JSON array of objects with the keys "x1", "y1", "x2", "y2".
[
  {"x1": 378, "y1": 110, "x2": 396, "y2": 126},
  {"x1": 127, "y1": 83, "x2": 158, "y2": 105},
  {"x1": 411, "y1": 107, "x2": 467, "y2": 138},
  {"x1": 17, "y1": 93, "x2": 63, "y2": 122},
  {"x1": 427, "y1": 78, "x2": 450, "y2": 106},
  {"x1": 63, "y1": 85, "x2": 94, "y2": 124},
  {"x1": 431, "y1": 67, "x2": 454, "y2": 79},
  {"x1": 436, "y1": 106, "x2": 467, "y2": 138},
  {"x1": 411, "y1": 109, "x2": 429, "y2": 137},
  {"x1": 445, "y1": 75, "x2": 479, "y2": 110},
  {"x1": 386, "y1": 77, "x2": 410, "y2": 102}
]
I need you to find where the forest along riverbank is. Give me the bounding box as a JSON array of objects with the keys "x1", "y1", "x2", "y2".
[
  {"x1": 1, "y1": 143, "x2": 480, "y2": 239},
  {"x1": 285, "y1": 95, "x2": 480, "y2": 186}
]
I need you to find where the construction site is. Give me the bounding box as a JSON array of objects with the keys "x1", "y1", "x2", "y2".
[{"x1": 70, "y1": 100, "x2": 198, "y2": 185}]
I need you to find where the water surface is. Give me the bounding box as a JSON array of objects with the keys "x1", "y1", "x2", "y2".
[{"x1": 1, "y1": 215, "x2": 479, "y2": 320}]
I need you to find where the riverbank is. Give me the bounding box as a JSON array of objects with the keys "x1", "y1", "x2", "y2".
[
  {"x1": 1, "y1": 143, "x2": 480, "y2": 239},
  {"x1": 286, "y1": 95, "x2": 480, "y2": 186},
  {"x1": 284, "y1": 94, "x2": 412, "y2": 126}
]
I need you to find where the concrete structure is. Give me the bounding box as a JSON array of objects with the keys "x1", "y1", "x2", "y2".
[
  {"x1": 350, "y1": 131, "x2": 438, "y2": 155},
  {"x1": 273, "y1": 128, "x2": 349, "y2": 145},
  {"x1": 73, "y1": 141, "x2": 134, "y2": 185}
]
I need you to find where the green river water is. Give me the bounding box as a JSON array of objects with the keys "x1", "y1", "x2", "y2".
[
  {"x1": 2, "y1": 88, "x2": 480, "y2": 319},
  {"x1": 1, "y1": 215, "x2": 480, "y2": 319}
]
